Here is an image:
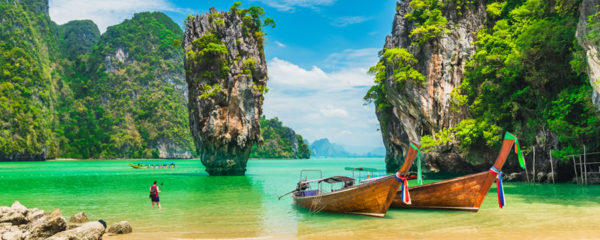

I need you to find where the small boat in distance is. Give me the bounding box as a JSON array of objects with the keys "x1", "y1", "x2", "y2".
[
  {"x1": 128, "y1": 162, "x2": 177, "y2": 169},
  {"x1": 281, "y1": 140, "x2": 421, "y2": 217},
  {"x1": 391, "y1": 132, "x2": 525, "y2": 212}
]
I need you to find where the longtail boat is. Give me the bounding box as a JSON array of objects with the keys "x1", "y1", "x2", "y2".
[
  {"x1": 282, "y1": 141, "x2": 421, "y2": 217},
  {"x1": 128, "y1": 162, "x2": 177, "y2": 169},
  {"x1": 391, "y1": 132, "x2": 525, "y2": 212}
]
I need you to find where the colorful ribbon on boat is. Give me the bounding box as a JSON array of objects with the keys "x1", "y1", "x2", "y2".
[
  {"x1": 395, "y1": 172, "x2": 411, "y2": 205},
  {"x1": 489, "y1": 166, "x2": 505, "y2": 208},
  {"x1": 504, "y1": 132, "x2": 526, "y2": 169}
]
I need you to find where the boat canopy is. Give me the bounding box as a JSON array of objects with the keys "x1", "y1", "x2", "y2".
[
  {"x1": 301, "y1": 176, "x2": 355, "y2": 184},
  {"x1": 344, "y1": 167, "x2": 377, "y2": 172}
]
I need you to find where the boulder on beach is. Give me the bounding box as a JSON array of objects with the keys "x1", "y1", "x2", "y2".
[
  {"x1": 1, "y1": 202, "x2": 128, "y2": 240},
  {"x1": 24, "y1": 209, "x2": 44, "y2": 223},
  {"x1": 2, "y1": 227, "x2": 23, "y2": 240},
  {"x1": 0, "y1": 206, "x2": 26, "y2": 225},
  {"x1": 10, "y1": 202, "x2": 27, "y2": 215},
  {"x1": 106, "y1": 221, "x2": 132, "y2": 234},
  {"x1": 47, "y1": 221, "x2": 105, "y2": 240},
  {"x1": 69, "y1": 212, "x2": 88, "y2": 224},
  {"x1": 23, "y1": 208, "x2": 67, "y2": 240}
]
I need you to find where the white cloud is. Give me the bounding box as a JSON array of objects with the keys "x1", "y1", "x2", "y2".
[
  {"x1": 257, "y1": 0, "x2": 337, "y2": 12},
  {"x1": 268, "y1": 57, "x2": 372, "y2": 90},
  {"x1": 320, "y1": 105, "x2": 349, "y2": 118},
  {"x1": 49, "y1": 0, "x2": 189, "y2": 33},
  {"x1": 322, "y1": 48, "x2": 380, "y2": 70},
  {"x1": 262, "y1": 48, "x2": 384, "y2": 152},
  {"x1": 331, "y1": 16, "x2": 373, "y2": 27},
  {"x1": 275, "y1": 41, "x2": 286, "y2": 47}
]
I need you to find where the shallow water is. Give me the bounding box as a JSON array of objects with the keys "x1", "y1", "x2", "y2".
[{"x1": 0, "y1": 158, "x2": 599, "y2": 239}]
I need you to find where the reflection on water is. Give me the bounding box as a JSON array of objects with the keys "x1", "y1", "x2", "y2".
[{"x1": 1, "y1": 158, "x2": 599, "y2": 239}]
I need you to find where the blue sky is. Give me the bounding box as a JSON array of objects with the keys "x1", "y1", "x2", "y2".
[{"x1": 49, "y1": 0, "x2": 398, "y2": 153}]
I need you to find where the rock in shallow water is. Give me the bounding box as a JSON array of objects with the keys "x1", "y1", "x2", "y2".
[{"x1": 183, "y1": 7, "x2": 269, "y2": 176}]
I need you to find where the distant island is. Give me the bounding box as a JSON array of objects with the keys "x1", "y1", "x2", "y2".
[
  {"x1": 250, "y1": 116, "x2": 310, "y2": 159},
  {"x1": 308, "y1": 138, "x2": 384, "y2": 158}
]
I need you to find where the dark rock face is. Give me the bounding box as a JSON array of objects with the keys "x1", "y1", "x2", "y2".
[
  {"x1": 378, "y1": 0, "x2": 486, "y2": 171},
  {"x1": 184, "y1": 8, "x2": 268, "y2": 175}
]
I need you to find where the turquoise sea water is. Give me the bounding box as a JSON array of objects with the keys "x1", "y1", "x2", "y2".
[{"x1": 1, "y1": 158, "x2": 599, "y2": 239}]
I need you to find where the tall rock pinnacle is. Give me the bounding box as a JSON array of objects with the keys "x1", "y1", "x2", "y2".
[{"x1": 183, "y1": 6, "x2": 271, "y2": 175}]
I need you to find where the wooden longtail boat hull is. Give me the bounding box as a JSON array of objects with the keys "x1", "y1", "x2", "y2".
[
  {"x1": 391, "y1": 135, "x2": 516, "y2": 212},
  {"x1": 293, "y1": 175, "x2": 400, "y2": 217},
  {"x1": 291, "y1": 141, "x2": 422, "y2": 217},
  {"x1": 391, "y1": 172, "x2": 490, "y2": 211}
]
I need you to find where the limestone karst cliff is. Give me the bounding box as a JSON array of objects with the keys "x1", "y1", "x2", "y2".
[
  {"x1": 373, "y1": 0, "x2": 486, "y2": 172},
  {"x1": 372, "y1": 0, "x2": 600, "y2": 178},
  {"x1": 577, "y1": 0, "x2": 600, "y2": 107},
  {"x1": 1, "y1": 0, "x2": 196, "y2": 160},
  {"x1": 0, "y1": 0, "x2": 61, "y2": 161},
  {"x1": 183, "y1": 5, "x2": 272, "y2": 175}
]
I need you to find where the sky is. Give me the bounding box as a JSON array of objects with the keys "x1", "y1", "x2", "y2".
[{"x1": 48, "y1": 0, "x2": 399, "y2": 154}]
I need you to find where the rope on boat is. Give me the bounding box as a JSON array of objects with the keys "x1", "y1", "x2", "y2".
[{"x1": 489, "y1": 166, "x2": 505, "y2": 208}]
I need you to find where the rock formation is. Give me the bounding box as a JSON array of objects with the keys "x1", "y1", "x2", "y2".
[
  {"x1": 577, "y1": 0, "x2": 600, "y2": 108},
  {"x1": 184, "y1": 6, "x2": 269, "y2": 175},
  {"x1": 0, "y1": 201, "x2": 131, "y2": 240},
  {"x1": 377, "y1": 0, "x2": 486, "y2": 171},
  {"x1": 106, "y1": 221, "x2": 132, "y2": 234}
]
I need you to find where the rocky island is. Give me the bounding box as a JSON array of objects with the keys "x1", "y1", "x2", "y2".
[{"x1": 183, "y1": 4, "x2": 273, "y2": 175}]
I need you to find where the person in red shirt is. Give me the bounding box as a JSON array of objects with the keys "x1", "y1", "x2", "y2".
[{"x1": 149, "y1": 181, "x2": 162, "y2": 210}]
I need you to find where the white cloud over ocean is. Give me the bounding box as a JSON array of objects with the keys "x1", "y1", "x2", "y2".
[{"x1": 263, "y1": 49, "x2": 383, "y2": 153}]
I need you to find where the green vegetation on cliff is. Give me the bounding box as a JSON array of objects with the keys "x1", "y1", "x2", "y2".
[
  {"x1": 1, "y1": 0, "x2": 196, "y2": 160},
  {"x1": 61, "y1": 12, "x2": 194, "y2": 158},
  {"x1": 432, "y1": 0, "x2": 600, "y2": 161},
  {"x1": 365, "y1": 48, "x2": 425, "y2": 111},
  {"x1": 250, "y1": 117, "x2": 310, "y2": 159},
  {"x1": 58, "y1": 20, "x2": 101, "y2": 60},
  {"x1": 0, "y1": 1, "x2": 61, "y2": 160}
]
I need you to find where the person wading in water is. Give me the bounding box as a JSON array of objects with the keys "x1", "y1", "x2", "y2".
[{"x1": 149, "y1": 181, "x2": 162, "y2": 210}]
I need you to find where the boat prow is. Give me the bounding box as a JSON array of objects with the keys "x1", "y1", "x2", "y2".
[{"x1": 391, "y1": 132, "x2": 524, "y2": 211}]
